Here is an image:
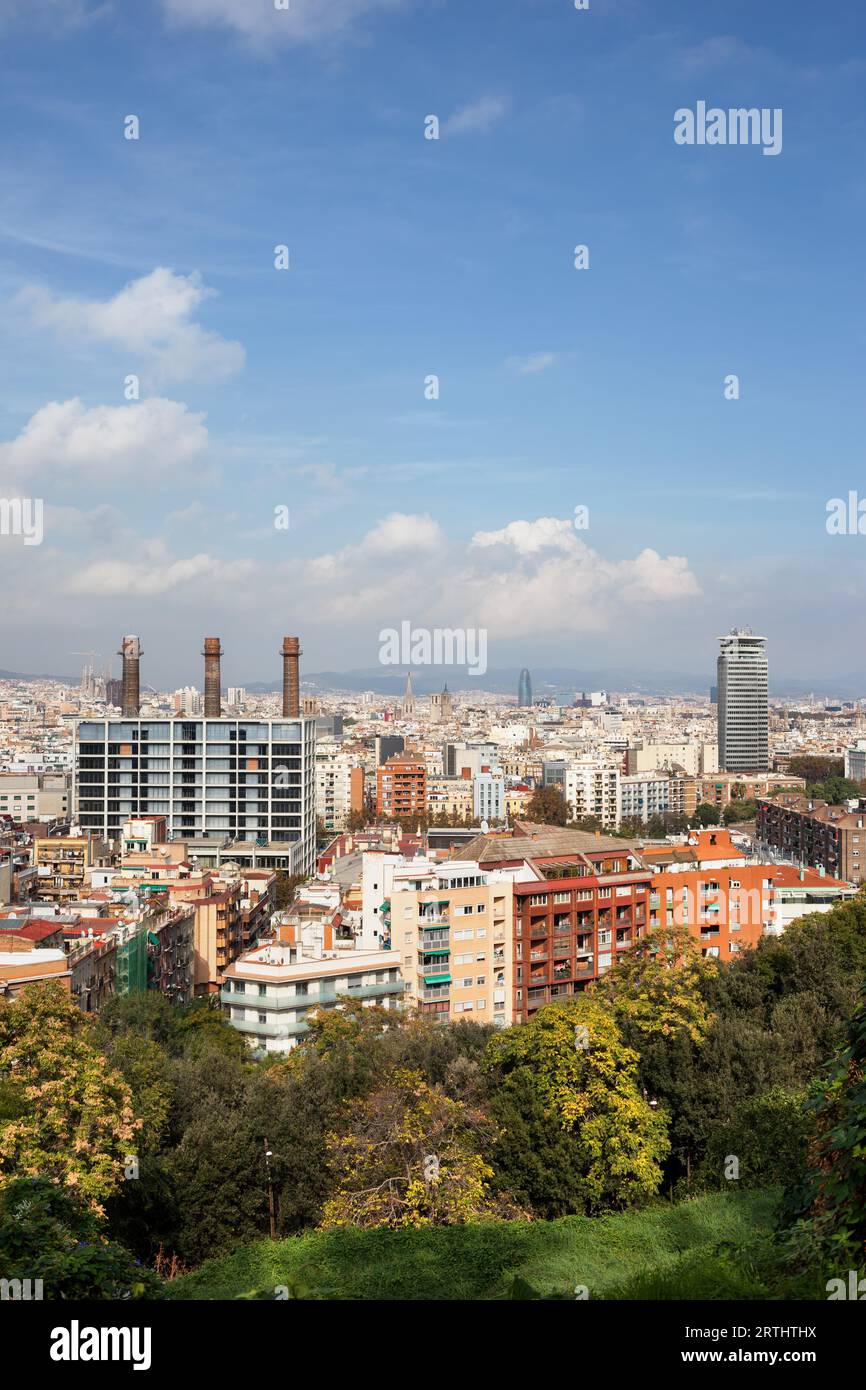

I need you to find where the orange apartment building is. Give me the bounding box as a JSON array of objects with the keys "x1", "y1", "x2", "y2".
[
  {"x1": 648, "y1": 862, "x2": 853, "y2": 960},
  {"x1": 377, "y1": 756, "x2": 427, "y2": 820}
]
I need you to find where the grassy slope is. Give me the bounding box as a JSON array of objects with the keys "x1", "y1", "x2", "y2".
[{"x1": 167, "y1": 1190, "x2": 782, "y2": 1301}]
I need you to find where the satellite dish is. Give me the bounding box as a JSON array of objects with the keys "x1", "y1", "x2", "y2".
[{"x1": 480, "y1": 819, "x2": 489, "y2": 834}]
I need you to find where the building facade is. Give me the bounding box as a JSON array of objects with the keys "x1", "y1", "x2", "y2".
[
  {"x1": 717, "y1": 628, "x2": 769, "y2": 773},
  {"x1": 756, "y1": 794, "x2": 866, "y2": 884},
  {"x1": 376, "y1": 755, "x2": 427, "y2": 820},
  {"x1": 221, "y1": 944, "x2": 404, "y2": 1053},
  {"x1": 73, "y1": 716, "x2": 317, "y2": 873}
]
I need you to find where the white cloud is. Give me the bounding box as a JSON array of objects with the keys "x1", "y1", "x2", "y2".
[
  {"x1": 21, "y1": 268, "x2": 244, "y2": 387},
  {"x1": 292, "y1": 514, "x2": 700, "y2": 640},
  {"x1": 473, "y1": 517, "x2": 577, "y2": 556},
  {"x1": 0, "y1": 397, "x2": 208, "y2": 490},
  {"x1": 506, "y1": 352, "x2": 558, "y2": 376},
  {"x1": 442, "y1": 96, "x2": 509, "y2": 136},
  {"x1": 160, "y1": 0, "x2": 407, "y2": 44},
  {"x1": 307, "y1": 512, "x2": 444, "y2": 585},
  {"x1": 68, "y1": 546, "x2": 256, "y2": 597}
]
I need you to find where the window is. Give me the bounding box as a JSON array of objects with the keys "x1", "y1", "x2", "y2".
[
  {"x1": 258, "y1": 1012, "x2": 267, "y2": 1024},
  {"x1": 404, "y1": 932, "x2": 413, "y2": 943},
  {"x1": 476, "y1": 975, "x2": 486, "y2": 986},
  {"x1": 477, "y1": 999, "x2": 486, "y2": 1009}
]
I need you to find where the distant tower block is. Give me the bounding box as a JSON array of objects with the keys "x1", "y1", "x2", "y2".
[
  {"x1": 281, "y1": 636, "x2": 301, "y2": 717},
  {"x1": 202, "y1": 637, "x2": 223, "y2": 717},
  {"x1": 518, "y1": 668, "x2": 532, "y2": 708},
  {"x1": 119, "y1": 635, "x2": 142, "y2": 718}
]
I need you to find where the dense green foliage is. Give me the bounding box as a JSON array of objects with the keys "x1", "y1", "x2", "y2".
[
  {"x1": 166, "y1": 1190, "x2": 781, "y2": 1301},
  {"x1": 2, "y1": 888, "x2": 866, "y2": 1297}
]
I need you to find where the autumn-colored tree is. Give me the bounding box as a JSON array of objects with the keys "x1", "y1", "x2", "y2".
[
  {"x1": 319, "y1": 1068, "x2": 522, "y2": 1229},
  {"x1": 525, "y1": 786, "x2": 569, "y2": 826},
  {"x1": 485, "y1": 998, "x2": 669, "y2": 1213},
  {"x1": 592, "y1": 925, "x2": 716, "y2": 1047},
  {"x1": 0, "y1": 983, "x2": 138, "y2": 1213}
]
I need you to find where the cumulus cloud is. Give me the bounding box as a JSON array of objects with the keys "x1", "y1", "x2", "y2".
[
  {"x1": 21, "y1": 268, "x2": 244, "y2": 387},
  {"x1": 473, "y1": 517, "x2": 577, "y2": 556},
  {"x1": 442, "y1": 96, "x2": 509, "y2": 136},
  {"x1": 289, "y1": 514, "x2": 700, "y2": 639},
  {"x1": 0, "y1": 396, "x2": 208, "y2": 490},
  {"x1": 160, "y1": 0, "x2": 407, "y2": 44}
]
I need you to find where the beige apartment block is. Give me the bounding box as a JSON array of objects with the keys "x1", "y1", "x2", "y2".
[{"x1": 387, "y1": 861, "x2": 514, "y2": 1029}]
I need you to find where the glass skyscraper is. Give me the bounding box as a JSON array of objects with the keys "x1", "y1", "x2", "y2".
[{"x1": 518, "y1": 668, "x2": 532, "y2": 707}]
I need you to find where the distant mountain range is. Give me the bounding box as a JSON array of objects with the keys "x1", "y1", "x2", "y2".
[{"x1": 2, "y1": 665, "x2": 864, "y2": 701}]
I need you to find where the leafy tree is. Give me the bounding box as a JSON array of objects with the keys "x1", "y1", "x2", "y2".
[
  {"x1": 0, "y1": 984, "x2": 137, "y2": 1212},
  {"x1": 165, "y1": 1106, "x2": 268, "y2": 1264},
  {"x1": 484, "y1": 998, "x2": 669, "y2": 1213},
  {"x1": 786, "y1": 755, "x2": 843, "y2": 784},
  {"x1": 781, "y1": 992, "x2": 866, "y2": 1264},
  {"x1": 592, "y1": 925, "x2": 716, "y2": 1047},
  {"x1": 170, "y1": 997, "x2": 249, "y2": 1061},
  {"x1": 696, "y1": 1086, "x2": 810, "y2": 1191},
  {"x1": 693, "y1": 802, "x2": 721, "y2": 827},
  {"x1": 319, "y1": 1067, "x2": 519, "y2": 1229},
  {"x1": 723, "y1": 799, "x2": 757, "y2": 824},
  {"x1": 0, "y1": 1177, "x2": 160, "y2": 1300},
  {"x1": 274, "y1": 872, "x2": 305, "y2": 911},
  {"x1": 525, "y1": 786, "x2": 569, "y2": 826}
]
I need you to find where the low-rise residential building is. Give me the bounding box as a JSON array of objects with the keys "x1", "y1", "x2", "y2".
[
  {"x1": 221, "y1": 943, "x2": 404, "y2": 1053},
  {"x1": 0, "y1": 947, "x2": 71, "y2": 998}
]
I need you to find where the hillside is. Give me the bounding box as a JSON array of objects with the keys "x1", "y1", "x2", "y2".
[{"x1": 166, "y1": 1190, "x2": 803, "y2": 1301}]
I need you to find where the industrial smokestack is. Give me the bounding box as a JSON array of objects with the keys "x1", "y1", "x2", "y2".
[
  {"x1": 281, "y1": 636, "x2": 301, "y2": 717},
  {"x1": 202, "y1": 637, "x2": 223, "y2": 717},
  {"x1": 119, "y1": 635, "x2": 141, "y2": 717}
]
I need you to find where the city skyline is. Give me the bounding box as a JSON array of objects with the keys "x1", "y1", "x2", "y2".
[{"x1": 1, "y1": 0, "x2": 866, "y2": 685}]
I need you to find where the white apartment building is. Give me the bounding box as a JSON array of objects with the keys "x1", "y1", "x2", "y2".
[
  {"x1": 564, "y1": 755, "x2": 621, "y2": 829},
  {"x1": 221, "y1": 943, "x2": 404, "y2": 1053},
  {"x1": 315, "y1": 748, "x2": 361, "y2": 832},
  {"x1": 473, "y1": 770, "x2": 505, "y2": 822},
  {"x1": 619, "y1": 771, "x2": 671, "y2": 824}
]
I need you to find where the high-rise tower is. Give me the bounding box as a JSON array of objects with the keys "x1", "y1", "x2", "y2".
[
  {"x1": 518, "y1": 668, "x2": 532, "y2": 708},
  {"x1": 717, "y1": 628, "x2": 768, "y2": 772}
]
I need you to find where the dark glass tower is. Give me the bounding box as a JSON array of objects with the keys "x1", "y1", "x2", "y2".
[{"x1": 518, "y1": 668, "x2": 532, "y2": 708}]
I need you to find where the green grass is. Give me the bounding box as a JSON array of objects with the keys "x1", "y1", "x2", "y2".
[{"x1": 166, "y1": 1190, "x2": 788, "y2": 1301}]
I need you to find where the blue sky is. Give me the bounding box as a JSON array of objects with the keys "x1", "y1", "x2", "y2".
[{"x1": 1, "y1": 0, "x2": 865, "y2": 689}]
